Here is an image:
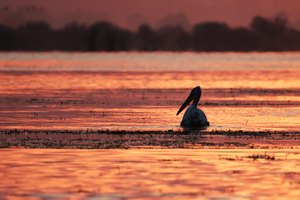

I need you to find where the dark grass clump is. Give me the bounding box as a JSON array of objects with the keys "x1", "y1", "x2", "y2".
[{"x1": 246, "y1": 153, "x2": 275, "y2": 161}]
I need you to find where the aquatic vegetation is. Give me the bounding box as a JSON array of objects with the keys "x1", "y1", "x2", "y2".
[
  {"x1": 246, "y1": 153, "x2": 275, "y2": 161},
  {"x1": 1, "y1": 129, "x2": 300, "y2": 149}
]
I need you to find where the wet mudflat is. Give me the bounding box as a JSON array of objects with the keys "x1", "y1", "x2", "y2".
[{"x1": 1, "y1": 129, "x2": 300, "y2": 149}]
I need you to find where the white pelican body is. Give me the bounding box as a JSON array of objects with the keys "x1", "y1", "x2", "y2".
[{"x1": 177, "y1": 86, "x2": 209, "y2": 128}]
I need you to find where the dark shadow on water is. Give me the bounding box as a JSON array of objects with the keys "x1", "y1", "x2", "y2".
[{"x1": 182, "y1": 125, "x2": 209, "y2": 134}]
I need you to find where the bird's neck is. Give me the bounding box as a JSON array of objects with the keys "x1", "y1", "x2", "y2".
[{"x1": 193, "y1": 96, "x2": 200, "y2": 106}]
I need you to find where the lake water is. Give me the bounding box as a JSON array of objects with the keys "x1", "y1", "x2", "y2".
[
  {"x1": 0, "y1": 52, "x2": 299, "y2": 131},
  {"x1": 1, "y1": 52, "x2": 300, "y2": 200},
  {"x1": 1, "y1": 149, "x2": 300, "y2": 199}
]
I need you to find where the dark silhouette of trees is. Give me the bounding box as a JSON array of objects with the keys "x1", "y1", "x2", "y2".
[
  {"x1": 0, "y1": 25, "x2": 15, "y2": 51},
  {"x1": 250, "y1": 16, "x2": 300, "y2": 51},
  {"x1": 135, "y1": 24, "x2": 158, "y2": 51},
  {"x1": 87, "y1": 22, "x2": 133, "y2": 51},
  {"x1": 0, "y1": 15, "x2": 300, "y2": 51},
  {"x1": 228, "y1": 28, "x2": 258, "y2": 51},
  {"x1": 251, "y1": 16, "x2": 287, "y2": 50},
  {"x1": 192, "y1": 22, "x2": 231, "y2": 51},
  {"x1": 15, "y1": 22, "x2": 55, "y2": 51},
  {"x1": 157, "y1": 26, "x2": 190, "y2": 51},
  {"x1": 57, "y1": 22, "x2": 88, "y2": 51}
]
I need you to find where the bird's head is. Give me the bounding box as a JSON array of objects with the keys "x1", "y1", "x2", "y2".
[{"x1": 176, "y1": 86, "x2": 202, "y2": 115}]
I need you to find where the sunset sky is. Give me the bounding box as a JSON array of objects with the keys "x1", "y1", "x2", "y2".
[{"x1": 1, "y1": 0, "x2": 300, "y2": 30}]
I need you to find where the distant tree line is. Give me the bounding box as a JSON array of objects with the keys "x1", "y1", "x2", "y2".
[{"x1": 1, "y1": 15, "x2": 300, "y2": 51}]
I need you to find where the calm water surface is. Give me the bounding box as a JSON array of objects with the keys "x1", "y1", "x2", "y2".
[
  {"x1": 0, "y1": 52, "x2": 299, "y2": 131},
  {"x1": 1, "y1": 53, "x2": 300, "y2": 200},
  {"x1": 1, "y1": 149, "x2": 300, "y2": 199}
]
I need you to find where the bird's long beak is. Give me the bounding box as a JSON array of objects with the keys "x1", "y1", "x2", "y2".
[{"x1": 176, "y1": 93, "x2": 194, "y2": 115}]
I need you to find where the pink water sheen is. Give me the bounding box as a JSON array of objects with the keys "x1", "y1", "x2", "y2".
[
  {"x1": 0, "y1": 52, "x2": 299, "y2": 131},
  {"x1": 1, "y1": 149, "x2": 300, "y2": 199},
  {"x1": 1, "y1": 52, "x2": 300, "y2": 200}
]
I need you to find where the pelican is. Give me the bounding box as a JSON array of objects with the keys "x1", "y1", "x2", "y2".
[{"x1": 176, "y1": 86, "x2": 209, "y2": 128}]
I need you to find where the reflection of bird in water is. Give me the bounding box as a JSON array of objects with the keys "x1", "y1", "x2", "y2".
[{"x1": 176, "y1": 86, "x2": 209, "y2": 128}]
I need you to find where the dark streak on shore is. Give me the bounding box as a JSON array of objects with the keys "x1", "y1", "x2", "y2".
[{"x1": 1, "y1": 129, "x2": 300, "y2": 149}]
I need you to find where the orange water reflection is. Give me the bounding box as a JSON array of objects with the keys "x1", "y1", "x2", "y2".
[
  {"x1": 1, "y1": 52, "x2": 300, "y2": 132},
  {"x1": 1, "y1": 85, "x2": 299, "y2": 131},
  {"x1": 1, "y1": 52, "x2": 300, "y2": 72},
  {"x1": 1, "y1": 70, "x2": 300, "y2": 91},
  {"x1": 1, "y1": 149, "x2": 300, "y2": 199},
  {"x1": 1, "y1": 106, "x2": 299, "y2": 131}
]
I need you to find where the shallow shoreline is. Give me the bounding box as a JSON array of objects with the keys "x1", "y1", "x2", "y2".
[{"x1": 1, "y1": 129, "x2": 300, "y2": 149}]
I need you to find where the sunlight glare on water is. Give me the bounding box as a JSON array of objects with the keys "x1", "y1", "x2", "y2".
[
  {"x1": 1, "y1": 52, "x2": 300, "y2": 71},
  {"x1": 0, "y1": 149, "x2": 300, "y2": 200},
  {"x1": 0, "y1": 52, "x2": 299, "y2": 131}
]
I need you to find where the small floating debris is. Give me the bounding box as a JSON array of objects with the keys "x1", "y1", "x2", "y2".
[{"x1": 246, "y1": 153, "x2": 275, "y2": 161}]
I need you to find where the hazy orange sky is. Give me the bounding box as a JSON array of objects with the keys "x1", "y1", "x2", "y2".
[{"x1": 1, "y1": 0, "x2": 300, "y2": 30}]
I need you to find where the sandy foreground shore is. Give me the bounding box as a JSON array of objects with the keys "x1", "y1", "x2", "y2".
[{"x1": 1, "y1": 129, "x2": 300, "y2": 149}]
